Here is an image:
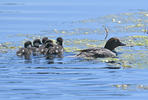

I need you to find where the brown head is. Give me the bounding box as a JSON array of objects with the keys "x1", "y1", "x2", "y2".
[
  {"x1": 33, "y1": 39, "x2": 42, "y2": 48},
  {"x1": 104, "y1": 37, "x2": 126, "y2": 51},
  {"x1": 42, "y1": 37, "x2": 48, "y2": 44},
  {"x1": 45, "y1": 39, "x2": 54, "y2": 48},
  {"x1": 24, "y1": 41, "x2": 32, "y2": 48},
  {"x1": 56, "y1": 37, "x2": 63, "y2": 46}
]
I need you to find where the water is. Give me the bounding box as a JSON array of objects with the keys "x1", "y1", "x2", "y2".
[{"x1": 0, "y1": 0, "x2": 148, "y2": 100}]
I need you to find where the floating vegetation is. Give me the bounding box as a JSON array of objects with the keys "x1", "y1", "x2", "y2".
[
  {"x1": 63, "y1": 35, "x2": 148, "y2": 68},
  {"x1": 113, "y1": 84, "x2": 148, "y2": 90},
  {"x1": 3, "y1": 11, "x2": 148, "y2": 68},
  {"x1": 0, "y1": 42, "x2": 17, "y2": 53}
]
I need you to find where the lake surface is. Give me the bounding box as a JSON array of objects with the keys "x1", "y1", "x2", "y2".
[{"x1": 0, "y1": 0, "x2": 148, "y2": 100}]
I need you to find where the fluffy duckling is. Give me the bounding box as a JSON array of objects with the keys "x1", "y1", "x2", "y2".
[
  {"x1": 40, "y1": 39, "x2": 53, "y2": 55},
  {"x1": 16, "y1": 41, "x2": 32, "y2": 59},
  {"x1": 45, "y1": 40, "x2": 55, "y2": 59},
  {"x1": 31, "y1": 39, "x2": 42, "y2": 56},
  {"x1": 54, "y1": 37, "x2": 64, "y2": 55},
  {"x1": 42, "y1": 37, "x2": 48, "y2": 45}
]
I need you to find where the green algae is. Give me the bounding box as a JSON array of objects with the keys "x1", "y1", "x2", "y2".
[
  {"x1": 63, "y1": 35, "x2": 148, "y2": 68},
  {"x1": 113, "y1": 84, "x2": 148, "y2": 90},
  {"x1": 3, "y1": 11, "x2": 148, "y2": 68}
]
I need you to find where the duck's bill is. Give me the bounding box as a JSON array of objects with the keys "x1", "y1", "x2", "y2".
[{"x1": 120, "y1": 42, "x2": 126, "y2": 46}]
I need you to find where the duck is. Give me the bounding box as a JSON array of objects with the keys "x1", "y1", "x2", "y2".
[
  {"x1": 45, "y1": 40, "x2": 56, "y2": 59},
  {"x1": 54, "y1": 37, "x2": 64, "y2": 55},
  {"x1": 39, "y1": 37, "x2": 49, "y2": 54},
  {"x1": 76, "y1": 37, "x2": 126, "y2": 58},
  {"x1": 42, "y1": 37, "x2": 48, "y2": 45},
  {"x1": 16, "y1": 41, "x2": 32, "y2": 59},
  {"x1": 46, "y1": 37, "x2": 64, "y2": 56},
  {"x1": 30, "y1": 39, "x2": 42, "y2": 56},
  {"x1": 33, "y1": 39, "x2": 42, "y2": 48},
  {"x1": 40, "y1": 39, "x2": 53, "y2": 55}
]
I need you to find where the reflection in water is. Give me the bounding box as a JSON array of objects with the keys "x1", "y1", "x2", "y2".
[
  {"x1": 47, "y1": 60, "x2": 54, "y2": 64},
  {"x1": 24, "y1": 59, "x2": 32, "y2": 64},
  {"x1": 101, "y1": 66, "x2": 121, "y2": 69},
  {"x1": 33, "y1": 67, "x2": 49, "y2": 69},
  {"x1": 46, "y1": 54, "x2": 64, "y2": 64},
  {"x1": 47, "y1": 61, "x2": 63, "y2": 64}
]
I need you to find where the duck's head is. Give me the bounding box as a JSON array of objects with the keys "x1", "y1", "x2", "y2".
[
  {"x1": 33, "y1": 39, "x2": 42, "y2": 48},
  {"x1": 42, "y1": 37, "x2": 48, "y2": 44},
  {"x1": 45, "y1": 39, "x2": 53, "y2": 44},
  {"x1": 56, "y1": 37, "x2": 63, "y2": 46},
  {"x1": 45, "y1": 40, "x2": 54, "y2": 48},
  {"x1": 104, "y1": 37, "x2": 126, "y2": 51},
  {"x1": 24, "y1": 41, "x2": 32, "y2": 48}
]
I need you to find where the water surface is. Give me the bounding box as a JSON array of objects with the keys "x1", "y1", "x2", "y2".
[{"x1": 0, "y1": 0, "x2": 148, "y2": 100}]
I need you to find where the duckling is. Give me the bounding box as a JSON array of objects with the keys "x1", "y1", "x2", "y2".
[
  {"x1": 42, "y1": 37, "x2": 48, "y2": 45},
  {"x1": 54, "y1": 37, "x2": 64, "y2": 55},
  {"x1": 40, "y1": 39, "x2": 53, "y2": 55},
  {"x1": 31, "y1": 39, "x2": 42, "y2": 56},
  {"x1": 33, "y1": 39, "x2": 42, "y2": 48},
  {"x1": 45, "y1": 40, "x2": 55, "y2": 59},
  {"x1": 16, "y1": 41, "x2": 32, "y2": 59},
  {"x1": 77, "y1": 37, "x2": 126, "y2": 58},
  {"x1": 39, "y1": 37, "x2": 49, "y2": 54}
]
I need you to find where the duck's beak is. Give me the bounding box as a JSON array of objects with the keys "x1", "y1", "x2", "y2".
[{"x1": 119, "y1": 42, "x2": 126, "y2": 46}]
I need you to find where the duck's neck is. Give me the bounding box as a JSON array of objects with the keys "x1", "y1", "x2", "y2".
[
  {"x1": 104, "y1": 44, "x2": 114, "y2": 51},
  {"x1": 24, "y1": 44, "x2": 31, "y2": 48},
  {"x1": 57, "y1": 42, "x2": 62, "y2": 46},
  {"x1": 34, "y1": 45, "x2": 39, "y2": 48}
]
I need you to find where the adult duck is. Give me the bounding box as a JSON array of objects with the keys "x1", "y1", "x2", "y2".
[{"x1": 77, "y1": 37, "x2": 126, "y2": 58}]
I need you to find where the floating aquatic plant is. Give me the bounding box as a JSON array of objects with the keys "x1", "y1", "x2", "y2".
[{"x1": 3, "y1": 11, "x2": 148, "y2": 68}]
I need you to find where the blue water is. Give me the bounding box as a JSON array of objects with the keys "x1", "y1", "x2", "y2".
[{"x1": 0, "y1": 0, "x2": 148, "y2": 100}]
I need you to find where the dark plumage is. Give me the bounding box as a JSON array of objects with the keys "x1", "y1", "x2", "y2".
[
  {"x1": 45, "y1": 40, "x2": 55, "y2": 59},
  {"x1": 45, "y1": 37, "x2": 64, "y2": 59},
  {"x1": 40, "y1": 39, "x2": 53, "y2": 55},
  {"x1": 30, "y1": 39, "x2": 42, "y2": 56},
  {"x1": 33, "y1": 39, "x2": 42, "y2": 48},
  {"x1": 77, "y1": 37, "x2": 126, "y2": 58},
  {"x1": 39, "y1": 37, "x2": 49, "y2": 54},
  {"x1": 16, "y1": 41, "x2": 32, "y2": 59},
  {"x1": 54, "y1": 37, "x2": 64, "y2": 55},
  {"x1": 42, "y1": 37, "x2": 48, "y2": 44}
]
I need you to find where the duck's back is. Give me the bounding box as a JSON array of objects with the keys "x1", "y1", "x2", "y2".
[
  {"x1": 77, "y1": 47, "x2": 116, "y2": 58},
  {"x1": 54, "y1": 45, "x2": 64, "y2": 55},
  {"x1": 16, "y1": 48, "x2": 31, "y2": 59}
]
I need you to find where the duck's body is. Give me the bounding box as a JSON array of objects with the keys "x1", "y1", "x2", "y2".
[
  {"x1": 16, "y1": 41, "x2": 32, "y2": 59},
  {"x1": 77, "y1": 47, "x2": 116, "y2": 58},
  {"x1": 54, "y1": 37, "x2": 64, "y2": 55},
  {"x1": 40, "y1": 39, "x2": 53, "y2": 55},
  {"x1": 16, "y1": 48, "x2": 32, "y2": 59},
  {"x1": 31, "y1": 39, "x2": 42, "y2": 56},
  {"x1": 77, "y1": 37, "x2": 125, "y2": 58},
  {"x1": 39, "y1": 37, "x2": 48, "y2": 55},
  {"x1": 45, "y1": 40, "x2": 56, "y2": 59},
  {"x1": 45, "y1": 37, "x2": 64, "y2": 59}
]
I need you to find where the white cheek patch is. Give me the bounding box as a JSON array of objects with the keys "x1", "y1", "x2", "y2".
[{"x1": 22, "y1": 50, "x2": 25, "y2": 52}]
